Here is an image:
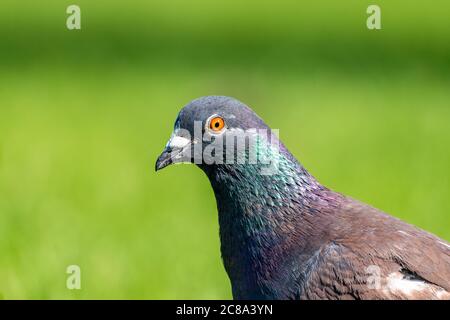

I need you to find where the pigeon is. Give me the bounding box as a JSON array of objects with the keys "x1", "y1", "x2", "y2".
[{"x1": 155, "y1": 96, "x2": 450, "y2": 300}]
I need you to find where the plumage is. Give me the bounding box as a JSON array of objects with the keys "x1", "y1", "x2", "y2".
[{"x1": 155, "y1": 96, "x2": 450, "y2": 300}]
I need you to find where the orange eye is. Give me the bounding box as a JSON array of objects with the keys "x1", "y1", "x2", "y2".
[{"x1": 209, "y1": 116, "x2": 225, "y2": 132}]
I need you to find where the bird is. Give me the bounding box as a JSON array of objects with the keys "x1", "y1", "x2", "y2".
[{"x1": 155, "y1": 96, "x2": 450, "y2": 300}]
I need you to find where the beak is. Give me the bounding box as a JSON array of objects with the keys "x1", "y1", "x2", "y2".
[
  {"x1": 155, "y1": 134, "x2": 192, "y2": 171},
  {"x1": 155, "y1": 147, "x2": 173, "y2": 171}
]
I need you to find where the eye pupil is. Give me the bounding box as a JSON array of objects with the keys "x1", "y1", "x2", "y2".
[{"x1": 214, "y1": 122, "x2": 219, "y2": 127}]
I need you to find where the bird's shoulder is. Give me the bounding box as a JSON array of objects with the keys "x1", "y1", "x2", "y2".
[
  {"x1": 297, "y1": 240, "x2": 450, "y2": 299},
  {"x1": 296, "y1": 194, "x2": 450, "y2": 299}
]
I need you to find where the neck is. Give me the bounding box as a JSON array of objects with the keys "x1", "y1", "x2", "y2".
[{"x1": 198, "y1": 141, "x2": 334, "y2": 298}]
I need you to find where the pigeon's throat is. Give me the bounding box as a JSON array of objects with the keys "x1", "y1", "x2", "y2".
[{"x1": 202, "y1": 140, "x2": 324, "y2": 219}]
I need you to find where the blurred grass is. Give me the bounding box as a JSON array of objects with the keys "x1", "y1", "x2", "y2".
[{"x1": 0, "y1": 1, "x2": 449, "y2": 299}]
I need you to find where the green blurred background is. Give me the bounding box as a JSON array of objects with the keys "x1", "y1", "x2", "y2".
[{"x1": 0, "y1": 0, "x2": 449, "y2": 299}]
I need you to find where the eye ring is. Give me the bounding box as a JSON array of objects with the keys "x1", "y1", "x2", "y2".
[{"x1": 207, "y1": 115, "x2": 226, "y2": 133}]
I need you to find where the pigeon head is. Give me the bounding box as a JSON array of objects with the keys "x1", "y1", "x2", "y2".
[{"x1": 155, "y1": 96, "x2": 279, "y2": 172}]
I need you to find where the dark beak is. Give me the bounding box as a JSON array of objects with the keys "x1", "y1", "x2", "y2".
[
  {"x1": 155, "y1": 134, "x2": 193, "y2": 171},
  {"x1": 155, "y1": 146, "x2": 173, "y2": 171}
]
